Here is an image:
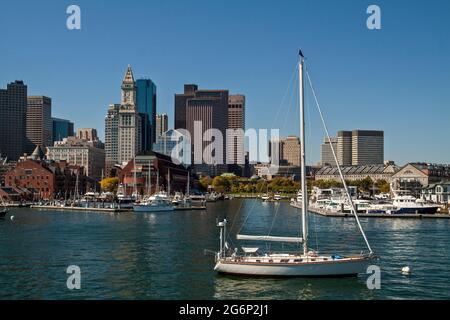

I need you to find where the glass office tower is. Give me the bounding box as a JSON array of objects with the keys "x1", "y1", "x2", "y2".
[{"x1": 135, "y1": 79, "x2": 157, "y2": 151}]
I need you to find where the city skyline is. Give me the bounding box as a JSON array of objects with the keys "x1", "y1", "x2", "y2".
[{"x1": 1, "y1": 0, "x2": 450, "y2": 165}]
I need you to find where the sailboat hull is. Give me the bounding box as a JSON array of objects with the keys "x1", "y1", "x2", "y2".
[{"x1": 214, "y1": 256, "x2": 372, "y2": 277}]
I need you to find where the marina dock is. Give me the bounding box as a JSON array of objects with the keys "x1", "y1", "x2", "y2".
[
  {"x1": 29, "y1": 204, "x2": 207, "y2": 213},
  {"x1": 30, "y1": 205, "x2": 132, "y2": 213},
  {"x1": 297, "y1": 204, "x2": 450, "y2": 219}
]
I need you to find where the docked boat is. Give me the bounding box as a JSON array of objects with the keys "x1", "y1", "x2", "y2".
[
  {"x1": 389, "y1": 195, "x2": 439, "y2": 214},
  {"x1": 133, "y1": 195, "x2": 174, "y2": 213},
  {"x1": 273, "y1": 193, "x2": 283, "y2": 201},
  {"x1": 214, "y1": 51, "x2": 375, "y2": 277}
]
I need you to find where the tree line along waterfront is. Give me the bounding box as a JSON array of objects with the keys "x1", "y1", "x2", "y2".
[{"x1": 195, "y1": 175, "x2": 391, "y2": 197}]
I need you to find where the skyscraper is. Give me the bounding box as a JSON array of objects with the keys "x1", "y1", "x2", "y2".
[
  {"x1": 26, "y1": 96, "x2": 53, "y2": 154},
  {"x1": 337, "y1": 130, "x2": 352, "y2": 166},
  {"x1": 174, "y1": 84, "x2": 198, "y2": 130},
  {"x1": 52, "y1": 117, "x2": 74, "y2": 142},
  {"x1": 335, "y1": 130, "x2": 384, "y2": 166},
  {"x1": 136, "y1": 79, "x2": 157, "y2": 150},
  {"x1": 351, "y1": 130, "x2": 384, "y2": 165},
  {"x1": 155, "y1": 113, "x2": 168, "y2": 142},
  {"x1": 104, "y1": 66, "x2": 142, "y2": 170},
  {"x1": 227, "y1": 95, "x2": 246, "y2": 175},
  {"x1": 118, "y1": 66, "x2": 142, "y2": 164},
  {"x1": 281, "y1": 136, "x2": 301, "y2": 166},
  {"x1": 185, "y1": 87, "x2": 229, "y2": 175},
  {"x1": 0, "y1": 81, "x2": 27, "y2": 160},
  {"x1": 105, "y1": 104, "x2": 120, "y2": 175},
  {"x1": 321, "y1": 137, "x2": 338, "y2": 166}
]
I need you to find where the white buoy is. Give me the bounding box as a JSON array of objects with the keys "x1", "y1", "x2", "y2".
[
  {"x1": 10, "y1": 215, "x2": 14, "y2": 221},
  {"x1": 401, "y1": 266, "x2": 411, "y2": 275}
]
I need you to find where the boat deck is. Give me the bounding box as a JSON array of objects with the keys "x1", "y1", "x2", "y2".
[{"x1": 301, "y1": 205, "x2": 450, "y2": 219}]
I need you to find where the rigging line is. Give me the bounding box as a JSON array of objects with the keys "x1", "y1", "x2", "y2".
[
  {"x1": 227, "y1": 198, "x2": 245, "y2": 241},
  {"x1": 304, "y1": 76, "x2": 319, "y2": 252},
  {"x1": 305, "y1": 67, "x2": 374, "y2": 255},
  {"x1": 267, "y1": 198, "x2": 282, "y2": 237},
  {"x1": 270, "y1": 63, "x2": 298, "y2": 130},
  {"x1": 280, "y1": 68, "x2": 298, "y2": 134},
  {"x1": 236, "y1": 198, "x2": 259, "y2": 235}
]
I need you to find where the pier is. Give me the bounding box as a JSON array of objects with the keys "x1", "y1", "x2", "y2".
[
  {"x1": 29, "y1": 204, "x2": 207, "y2": 213},
  {"x1": 297, "y1": 204, "x2": 450, "y2": 219},
  {"x1": 30, "y1": 205, "x2": 132, "y2": 213}
]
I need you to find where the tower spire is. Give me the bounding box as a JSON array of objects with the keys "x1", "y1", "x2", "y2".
[{"x1": 123, "y1": 64, "x2": 135, "y2": 84}]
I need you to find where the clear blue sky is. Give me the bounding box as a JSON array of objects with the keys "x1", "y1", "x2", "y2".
[{"x1": 1, "y1": 0, "x2": 449, "y2": 165}]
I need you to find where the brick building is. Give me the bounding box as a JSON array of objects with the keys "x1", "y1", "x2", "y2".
[
  {"x1": 4, "y1": 147, "x2": 97, "y2": 200},
  {"x1": 119, "y1": 151, "x2": 189, "y2": 196}
]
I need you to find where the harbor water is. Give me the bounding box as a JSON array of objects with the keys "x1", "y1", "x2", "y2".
[{"x1": 0, "y1": 199, "x2": 449, "y2": 300}]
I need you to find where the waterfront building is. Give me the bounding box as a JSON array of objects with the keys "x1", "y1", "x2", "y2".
[
  {"x1": 315, "y1": 163, "x2": 399, "y2": 182},
  {"x1": 155, "y1": 113, "x2": 168, "y2": 142},
  {"x1": 0, "y1": 81, "x2": 28, "y2": 160},
  {"x1": 26, "y1": 96, "x2": 53, "y2": 155},
  {"x1": 0, "y1": 155, "x2": 16, "y2": 187},
  {"x1": 136, "y1": 79, "x2": 157, "y2": 150},
  {"x1": 321, "y1": 137, "x2": 338, "y2": 166},
  {"x1": 152, "y1": 129, "x2": 190, "y2": 166},
  {"x1": 4, "y1": 146, "x2": 96, "y2": 200},
  {"x1": 175, "y1": 84, "x2": 229, "y2": 176},
  {"x1": 119, "y1": 151, "x2": 189, "y2": 196},
  {"x1": 47, "y1": 136, "x2": 105, "y2": 181},
  {"x1": 421, "y1": 181, "x2": 450, "y2": 204},
  {"x1": 227, "y1": 95, "x2": 246, "y2": 176},
  {"x1": 52, "y1": 117, "x2": 74, "y2": 143},
  {"x1": 254, "y1": 163, "x2": 314, "y2": 181},
  {"x1": 391, "y1": 163, "x2": 450, "y2": 196}
]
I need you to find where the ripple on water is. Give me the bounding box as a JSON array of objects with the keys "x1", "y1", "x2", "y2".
[{"x1": 0, "y1": 202, "x2": 449, "y2": 299}]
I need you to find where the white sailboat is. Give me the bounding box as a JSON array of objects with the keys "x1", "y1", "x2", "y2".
[{"x1": 214, "y1": 51, "x2": 375, "y2": 277}]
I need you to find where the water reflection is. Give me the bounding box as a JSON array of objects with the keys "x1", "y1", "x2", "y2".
[{"x1": 213, "y1": 274, "x2": 375, "y2": 300}]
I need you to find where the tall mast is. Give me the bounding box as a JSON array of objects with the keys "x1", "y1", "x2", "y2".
[
  {"x1": 168, "y1": 168, "x2": 171, "y2": 196},
  {"x1": 299, "y1": 50, "x2": 308, "y2": 256},
  {"x1": 147, "y1": 161, "x2": 152, "y2": 196},
  {"x1": 133, "y1": 157, "x2": 137, "y2": 197},
  {"x1": 187, "y1": 172, "x2": 190, "y2": 196},
  {"x1": 156, "y1": 169, "x2": 160, "y2": 193}
]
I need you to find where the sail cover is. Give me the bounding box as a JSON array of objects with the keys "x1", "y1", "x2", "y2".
[{"x1": 237, "y1": 234, "x2": 303, "y2": 243}]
